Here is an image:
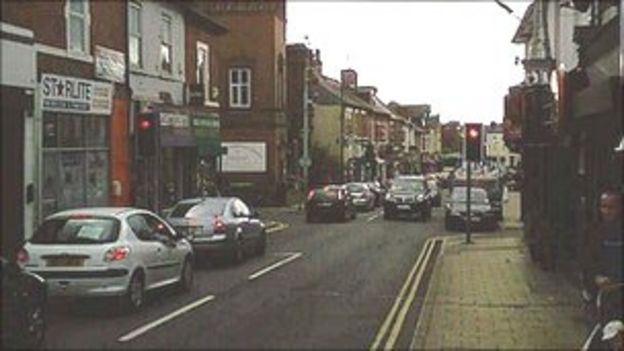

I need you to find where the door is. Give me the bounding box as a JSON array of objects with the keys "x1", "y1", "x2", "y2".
[
  {"x1": 127, "y1": 214, "x2": 168, "y2": 287},
  {"x1": 143, "y1": 214, "x2": 182, "y2": 282}
]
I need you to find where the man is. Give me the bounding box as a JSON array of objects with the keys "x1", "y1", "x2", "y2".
[{"x1": 581, "y1": 190, "x2": 623, "y2": 320}]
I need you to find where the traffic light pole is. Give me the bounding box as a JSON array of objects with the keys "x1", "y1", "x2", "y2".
[{"x1": 466, "y1": 160, "x2": 472, "y2": 244}]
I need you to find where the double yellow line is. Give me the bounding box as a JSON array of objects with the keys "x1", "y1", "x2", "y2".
[{"x1": 370, "y1": 238, "x2": 437, "y2": 351}]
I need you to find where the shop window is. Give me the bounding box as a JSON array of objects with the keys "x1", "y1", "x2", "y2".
[
  {"x1": 66, "y1": 0, "x2": 90, "y2": 54},
  {"x1": 84, "y1": 116, "x2": 107, "y2": 147},
  {"x1": 42, "y1": 152, "x2": 60, "y2": 219},
  {"x1": 59, "y1": 152, "x2": 85, "y2": 210},
  {"x1": 43, "y1": 114, "x2": 58, "y2": 148},
  {"x1": 86, "y1": 151, "x2": 108, "y2": 206},
  {"x1": 58, "y1": 114, "x2": 82, "y2": 147}
]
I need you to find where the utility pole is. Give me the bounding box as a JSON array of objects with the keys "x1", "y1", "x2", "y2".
[{"x1": 339, "y1": 77, "x2": 345, "y2": 183}]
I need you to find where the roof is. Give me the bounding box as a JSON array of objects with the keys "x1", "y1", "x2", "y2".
[
  {"x1": 512, "y1": 3, "x2": 535, "y2": 44},
  {"x1": 46, "y1": 207, "x2": 139, "y2": 219},
  {"x1": 177, "y1": 3, "x2": 228, "y2": 35},
  {"x1": 313, "y1": 71, "x2": 373, "y2": 110}
]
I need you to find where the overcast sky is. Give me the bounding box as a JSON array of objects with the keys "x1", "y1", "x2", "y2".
[{"x1": 286, "y1": 1, "x2": 531, "y2": 124}]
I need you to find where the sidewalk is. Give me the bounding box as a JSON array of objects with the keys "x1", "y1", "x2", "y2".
[{"x1": 411, "y1": 230, "x2": 589, "y2": 350}]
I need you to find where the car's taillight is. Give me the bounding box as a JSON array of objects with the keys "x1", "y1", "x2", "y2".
[
  {"x1": 213, "y1": 217, "x2": 226, "y2": 234},
  {"x1": 104, "y1": 246, "x2": 130, "y2": 262},
  {"x1": 307, "y1": 190, "x2": 315, "y2": 201},
  {"x1": 16, "y1": 248, "x2": 29, "y2": 266}
]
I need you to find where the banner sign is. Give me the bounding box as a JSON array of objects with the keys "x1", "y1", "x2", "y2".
[
  {"x1": 95, "y1": 45, "x2": 125, "y2": 83},
  {"x1": 41, "y1": 74, "x2": 113, "y2": 115},
  {"x1": 221, "y1": 142, "x2": 267, "y2": 173}
]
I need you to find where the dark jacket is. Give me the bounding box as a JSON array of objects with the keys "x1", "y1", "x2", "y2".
[{"x1": 580, "y1": 221, "x2": 623, "y2": 293}]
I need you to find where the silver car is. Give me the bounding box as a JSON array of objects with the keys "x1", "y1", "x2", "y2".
[
  {"x1": 18, "y1": 208, "x2": 194, "y2": 311},
  {"x1": 166, "y1": 197, "x2": 267, "y2": 264}
]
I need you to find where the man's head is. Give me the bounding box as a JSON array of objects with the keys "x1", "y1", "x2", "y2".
[{"x1": 600, "y1": 191, "x2": 622, "y2": 223}]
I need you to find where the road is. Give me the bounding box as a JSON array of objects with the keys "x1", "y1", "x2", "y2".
[{"x1": 43, "y1": 205, "x2": 462, "y2": 350}]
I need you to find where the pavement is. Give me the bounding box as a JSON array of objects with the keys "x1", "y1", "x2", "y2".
[{"x1": 411, "y1": 230, "x2": 589, "y2": 350}]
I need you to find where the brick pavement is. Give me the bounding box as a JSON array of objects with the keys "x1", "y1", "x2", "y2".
[{"x1": 411, "y1": 231, "x2": 589, "y2": 350}]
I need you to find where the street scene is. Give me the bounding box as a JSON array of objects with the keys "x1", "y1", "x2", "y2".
[{"x1": 1, "y1": 0, "x2": 622, "y2": 350}]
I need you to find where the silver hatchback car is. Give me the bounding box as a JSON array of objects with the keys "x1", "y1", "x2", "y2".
[{"x1": 18, "y1": 207, "x2": 194, "y2": 311}]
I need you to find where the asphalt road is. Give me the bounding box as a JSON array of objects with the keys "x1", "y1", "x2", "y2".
[{"x1": 42, "y1": 205, "x2": 459, "y2": 350}]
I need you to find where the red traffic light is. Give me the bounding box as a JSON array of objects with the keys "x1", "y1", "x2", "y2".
[
  {"x1": 138, "y1": 119, "x2": 152, "y2": 130},
  {"x1": 467, "y1": 128, "x2": 479, "y2": 139}
]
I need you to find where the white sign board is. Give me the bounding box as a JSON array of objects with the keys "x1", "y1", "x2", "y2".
[
  {"x1": 41, "y1": 74, "x2": 113, "y2": 115},
  {"x1": 221, "y1": 142, "x2": 267, "y2": 173},
  {"x1": 95, "y1": 45, "x2": 126, "y2": 83}
]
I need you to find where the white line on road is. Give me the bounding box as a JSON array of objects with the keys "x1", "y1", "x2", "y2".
[
  {"x1": 248, "y1": 252, "x2": 302, "y2": 281},
  {"x1": 266, "y1": 222, "x2": 289, "y2": 234},
  {"x1": 366, "y1": 210, "x2": 383, "y2": 222},
  {"x1": 118, "y1": 294, "x2": 215, "y2": 343}
]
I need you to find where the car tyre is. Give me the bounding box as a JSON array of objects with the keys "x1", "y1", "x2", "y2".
[
  {"x1": 124, "y1": 271, "x2": 145, "y2": 312},
  {"x1": 256, "y1": 231, "x2": 267, "y2": 256},
  {"x1": 179, "y1": 257, "x2": 193, "y2": 292}
]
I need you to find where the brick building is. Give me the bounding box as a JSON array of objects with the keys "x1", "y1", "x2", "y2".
[{"x1": 197, "y1": 0, "x2": 288, "y2": 205}]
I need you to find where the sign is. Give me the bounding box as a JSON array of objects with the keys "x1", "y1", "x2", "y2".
[
  {"x1": 298, "y1": 157, "x2": 311, "y2": 168},
  {"x1": 160, "y1": 113, "x2": 190, "y2": 128},
  {"x1": 41, "y1": 74, "x2": 113, "y2": 115},
  {"x1": 192, "y1": 113, "x2": 221, "y2": 157},
  {"x1": 95, "y1": 46, "x2": 125, "y2": 83},
  {"x1": 221, "y1": 142, "x2": 267, "y2": 173}
]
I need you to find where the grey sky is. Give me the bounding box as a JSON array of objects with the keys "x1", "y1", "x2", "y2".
[{"x1": 286, "y1": 1, "x2": 531, "y2": 124}]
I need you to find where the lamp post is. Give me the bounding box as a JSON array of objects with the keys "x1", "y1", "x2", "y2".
[{"x1": 340, "y1": 76, "x2": 345, "y2": 183}]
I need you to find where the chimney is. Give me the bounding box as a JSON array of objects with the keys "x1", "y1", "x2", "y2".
[
  {"x1": 340, "y1": 69, "x2": 358, "y2": 90},
  {"x1": 311, "y1": 49, "x2": 322, "y2": 74}
]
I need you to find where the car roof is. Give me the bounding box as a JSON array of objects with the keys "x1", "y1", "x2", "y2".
[
  {"x1": 45, "y1": 207, "x2": 141, "y2": 220},
  {"x1": 174, "y1": 197, "x2": 235, "y2": 204}
]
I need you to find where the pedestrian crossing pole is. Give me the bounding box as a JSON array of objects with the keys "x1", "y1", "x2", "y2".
[{"x1": 466, "y1": 160, "x2": 472, "y2": 244}]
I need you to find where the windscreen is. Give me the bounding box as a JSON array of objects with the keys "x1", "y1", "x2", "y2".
[
  {"x1": 346, "y1": 184, "x2": 366, "y2": 192},
  {"x1": 391, "y1": 179, "x2": 424, "y2": 192},
  {"x1": 451, "y1": 188, "x2": 489, "y2": 204},
  {"x1": 31, "y1": 217, "x2": 120, "y2": 244}
]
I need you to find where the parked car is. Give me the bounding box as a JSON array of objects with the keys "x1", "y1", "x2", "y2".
[
  {"x1": 444, "y1": 186, "x2": 498, "y2": 231},
  {"x1": 452, "y1": 175, "x2": 507, "y2": 220},
  {"x1": 18, "y1": 208, "x2": 194, "y2": 311},
  {"x1": 383, "y1": 175, "x2": 432, "y2": 221},
  {"x1": 306, "y1": 185, "x2": 356, "y2": 223},
  {"x1": 345, "y1": 182, "x2": 376, "y2": 211},
  {"x1": 166, "y1": 197, "x2": 266, "y2": 264},
  {"x1": 367, "y1": 181, "x2": 387, "y2": 206},
  {"x1": 1, "y1": 256, "x2": 47, "y2": 349}
]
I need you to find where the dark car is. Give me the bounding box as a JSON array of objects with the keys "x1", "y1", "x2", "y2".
[
  {"x1": 345, "y1": 182, "x2": 376, "y2": 211},
  {"x1": 383, "y1": 176, "x2": 432, "y2": 221},
  {"x1": 166, "y1": 197, "x2": 266, "y2": 264},
  {"x1": 306, "y1": 185, "x2": 356, "y2": 223},
  {"x1": 367, "y1": 181, "x2": 387, "y2": 206},
  {"x1": 444, "y1": 186, "x2": 498, "y2": 231},
  {"x1": 1, "y1": 256, "x2": 47, "y2": 349},
  {"x1": 452, "y1": 175, "x2": 506, "y2": 220}
]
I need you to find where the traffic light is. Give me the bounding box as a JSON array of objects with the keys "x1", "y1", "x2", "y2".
[
  {"x1": 136, "y1": 113, "x2": 159, "y2": 157},
  {"x1": 465, "y1": 123, "x2": 482, "y2": 162}
]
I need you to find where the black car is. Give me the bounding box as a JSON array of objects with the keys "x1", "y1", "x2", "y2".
[
  {"x1": 306, "y1": 185, "x2": 356, "y2": 223},
  {"x1": 166, "y1": 197, "x2": 266, "y2": 264},
  {"x1": 1, "y1": 256, "x2": 47, "y2": 349},
  {"x1": 383, "y1": 176, "x2": 432, "y2": 221},
  {"x1": 444, "y1": 186, "x2": 498, "y2": 231}
]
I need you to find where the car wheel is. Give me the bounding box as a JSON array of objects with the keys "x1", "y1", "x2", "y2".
[
  {"x1": 256, "y1": 231, "x2": 267, "y2": 256},
  {"x1": 24, "y1": 304, "x2": 46, "y2": 349},
  {"x1": 179, "y1": 257, "x2": 193, "y2": 292},
  {"x1": 125, "y1": 271, "x2": 145, "y2": 312}
]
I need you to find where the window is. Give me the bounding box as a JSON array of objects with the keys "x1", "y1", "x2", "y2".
[
  {"x1": 229, "y1": 68, "x2": 251, "y2": 108},
  {"x1": 66, "y1": 0, "x2": 90, "y2": 53},
  {"x1": 129, "y1": 2, "x2": 142, "y2": 67},
  {"x1": 160, "y1": 14, "x2": 173, "y2": 73},
  {"x1": 196, "y1": 42, "x2": 210, "y2": 102}
]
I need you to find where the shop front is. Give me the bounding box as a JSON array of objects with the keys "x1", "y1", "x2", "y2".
[{"x1": 40, "y1": 74, "x2": 114, "y2": 219}]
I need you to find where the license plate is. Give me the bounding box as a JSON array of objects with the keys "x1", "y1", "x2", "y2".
[
  {"x1": 318, "y1": 202, "x2": 332, "y2": 207},
  {"x1": 397, "y1": 205, "x2": 411, "y2": 210},
  {"x1": 46, "y1": 257, "x2": 85, "y2": 267}
]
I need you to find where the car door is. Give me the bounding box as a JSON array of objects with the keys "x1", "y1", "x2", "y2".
[
  {"x1": 143, "y1": 214, "x2": 182, "y2": 282},
  {"x1": 126, "y1": 214, "x2": 168, "y2": 288}
]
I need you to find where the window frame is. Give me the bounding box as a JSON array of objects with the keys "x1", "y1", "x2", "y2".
[
  {"x1": 196, "y1": 41, "x2": 211, "y2": 104},
  {"x1": 128, "y1": 1, "x2": 143, "y2": 68},
  {"x1": 65, "y1": 0, "x2": 91, "y2": 55},
  {"x1": 228, "y1": 67, "x2": 252, "y2": 109},
  {"x1": 160, "y1": 13, "x2": 173, "y2": 74}
]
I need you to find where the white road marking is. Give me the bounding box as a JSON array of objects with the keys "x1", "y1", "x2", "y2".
[
  {"x1": 266, "y1": 222, "x2": 289, "y2": 234},
  {"x1": 118, "y1": 295, "x2": 215, "y2": 343},
  {"x1": 248, "y1": 252, "x2": 302, "y2": 281},
  {"x1": 367, "y1": 210, "x2": 383, "y2": 222}
]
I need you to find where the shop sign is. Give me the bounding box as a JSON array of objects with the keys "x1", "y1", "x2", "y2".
[
  {"x1": 221, "y1": 142, "x2": 267, "y2": 173},
  {"x1": 160, "y1": 113, "x2": 190, "y2": 128},
  {"x1": 95, "y1": 46, "x2": 125, "y2": 83},
  {"x1": 41, "y1": 74, "x2": 113, "y2": 115},
  {"x1": 192, "y1": 113, "x2": 221, "y2": 157}
]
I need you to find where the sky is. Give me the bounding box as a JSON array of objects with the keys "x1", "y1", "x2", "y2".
[{"x1": 286, "y1": 1, "x2": 531, "y2": 124}]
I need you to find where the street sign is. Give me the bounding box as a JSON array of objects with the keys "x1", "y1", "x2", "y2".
[{"x1": 299, "y1": 157, "x2": 311, "y2": 168}]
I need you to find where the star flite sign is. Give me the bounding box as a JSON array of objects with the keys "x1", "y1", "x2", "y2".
[{"x1": 41, "y1": 74, "x2": 113, "y2": 115}]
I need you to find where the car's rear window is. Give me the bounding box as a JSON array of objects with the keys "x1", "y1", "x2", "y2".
[
  {"x1": 170, "y1": 202, "x2": 202, "y2": 217},
  {"x1": 346, "y1": 184, "x2": 366, "y2": 192},
  {"x1": 312, "y1": 189, "x2": 340, "y2": 201},
  {"x1": 31, "y1": 217, "x2": 120, "y2": 244}
]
